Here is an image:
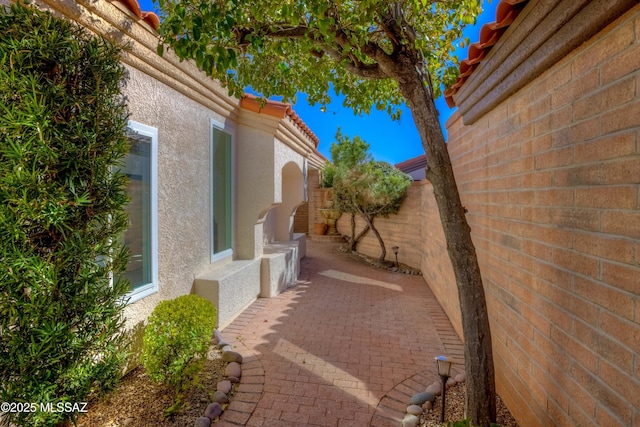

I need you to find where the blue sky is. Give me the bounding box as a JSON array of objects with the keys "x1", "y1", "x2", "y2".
[{"x1": 137, "y1": 1, "x2": 499, "y2": 164}]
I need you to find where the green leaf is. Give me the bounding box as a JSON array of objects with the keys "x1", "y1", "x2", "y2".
[
  {"x1": 317, "y1": 18, "x2": 330, "y2": 33},
  {"x1": 0, "y1": 4, "x2": 130, "y2": 425}
]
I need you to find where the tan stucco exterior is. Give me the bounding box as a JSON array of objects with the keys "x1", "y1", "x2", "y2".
[{"x1": 25, "y1": 0, "x2": 325, "y2": 329}]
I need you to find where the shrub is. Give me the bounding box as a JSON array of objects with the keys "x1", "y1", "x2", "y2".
[
  {"x1": 321, "y1": 163, "x2": 336, "y2": 188},
  {"x1": 0, "y1": 3, "x2": 130, "y2": 427},
  {"x1": 141, "y1": 294, "x2": 217, "y2": 411}
]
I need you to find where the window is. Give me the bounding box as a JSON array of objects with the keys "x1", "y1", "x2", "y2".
[
  {"x1": 121, "y1": 121, "x2": 158, "y2": 302},
  {"x1": 211, "y1": 121, "x2": 233, "y2": 261}
]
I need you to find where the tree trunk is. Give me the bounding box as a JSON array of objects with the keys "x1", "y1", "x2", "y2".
[
  {"x1": 349, "y1": 212, "x2": 370, "y2": 251},
  {"x1": 350, "y1": 212, "x2": 356, "y2": 249},
  {"x1": 392, "y1": 56, "x2": 496, "y2": 425},
  {"x1": 360, "y1": 213, "x2": 386, "y2": 263}
]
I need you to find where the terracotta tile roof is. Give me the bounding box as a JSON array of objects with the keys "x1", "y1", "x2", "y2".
[
  {"x1": 241, "y1": 95, "x2": 320, "y2": 147},
  {"x1": 444, "y1": 0, "x2": 530, "y2": 108},
  {"x1": 113, "y1": 0, "x2": 160, "y2": 31}
]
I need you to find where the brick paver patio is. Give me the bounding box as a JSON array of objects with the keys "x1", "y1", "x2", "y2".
[{"x1": 218, "y1": 241, "x2": 464, "y2": 426}]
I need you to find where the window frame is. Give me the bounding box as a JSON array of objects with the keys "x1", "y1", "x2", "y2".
[
  {"x1": 210, "y1": 119, "x2": 234, "y2": 263},
  {"x1": 123, "y1": 120, "x2": 159, "y2": 303}
]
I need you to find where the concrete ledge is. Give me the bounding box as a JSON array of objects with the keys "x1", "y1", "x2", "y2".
[
  {"x1": 308, "y1": 234, "x2": 345, "y2": 243},
  {"x1": 194, "y1": 259, "x2": 261, "y2": 328},
  {"x1": 260, "y1": 242, "x2": 300, "y2": 298},
  {"x1": 293, "y1": 233, "x2": 306, "y2": 260}
]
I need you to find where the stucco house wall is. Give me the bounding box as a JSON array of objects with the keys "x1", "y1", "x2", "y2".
[
  {"x1": 27, "y1": 0, "x2": 325, "y2": 330},
  {"x1": 124, "y1": 63, "x2": 237, "y2": 327}
]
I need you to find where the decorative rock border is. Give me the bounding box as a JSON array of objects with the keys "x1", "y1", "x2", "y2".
[
  {"x1": 371, "y1": 371, "x2": 436, "y2": 426},
  {"x1": 403, "y1": 372, "x2": 466, "y2": 427},
  {"x1": 336, "y1": 244, "x2": 423, "y2": 275},
  {"x1": 193, "y1": 329, "x2": 245, "y2": 427}
]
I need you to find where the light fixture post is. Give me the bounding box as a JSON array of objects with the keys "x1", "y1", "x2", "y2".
[
  {"x1": 435, "y1": 356, "x2": 454, "y2": 423},
  {"x1": 440, "y1": 373, "x2": 447, "y2": 423},
  {"x1": 392, "y1": 246, "x2": 399, "y2": 268}
]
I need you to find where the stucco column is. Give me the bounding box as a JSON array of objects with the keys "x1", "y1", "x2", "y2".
[{"x1": 235, "y1": 125, "x2": 277, "y2": 259}]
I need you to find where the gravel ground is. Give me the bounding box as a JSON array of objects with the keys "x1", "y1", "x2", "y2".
[
  {"x1": 420, "y1": 382, "x2": 518, "y2": 427},
  {"x1": 77, "y1": 345, "x2": 229, "y2": 427}
]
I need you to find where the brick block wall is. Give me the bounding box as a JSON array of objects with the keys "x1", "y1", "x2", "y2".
[
  {"x1": 335, "y1": 182, "x2": 425, "y2": 269},
  {"x1": 419, "y1": 183, "x2": 462, "y2": 336},
  {"x1": 425, "y1": 6, "x2": 640, "y2": 427},
  {"x1": 293, "y1": 202, "x2": 309, "y2": 234}
]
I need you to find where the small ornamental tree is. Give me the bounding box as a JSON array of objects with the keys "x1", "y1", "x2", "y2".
[
  {"x1": 330, "y1": 130, "x2": 373, "y2": 250},
  {"x1": 331, "y1": 132, "x2": 411, "y2": 261},
  {"x1": 353, "y1": 161, "x2": 412, "y2": 262},
  {"x1": 0, "y1": 3, "x2": 130, "y2": 427}
]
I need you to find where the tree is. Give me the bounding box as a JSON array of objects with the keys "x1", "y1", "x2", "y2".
[
  {"x1": 341, "y1": 161, "x2": 412, "y2": 262},
  {"x1": 0, "y1": 4, "x2": 130, "y2": 426},
  {"x1": 156, "y1": 0, "x2": 496, "y2": 424},
  {"x1": 329, "y1": 129, "x2": 372, "y2": 251},
  {"x1": 331, "y1": 131, "x2": 411, "y2": 261}
]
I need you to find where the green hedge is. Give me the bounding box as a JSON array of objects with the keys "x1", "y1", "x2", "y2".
[{"x1": 0, "y1": 3, "x2": 130, "y2": 426}]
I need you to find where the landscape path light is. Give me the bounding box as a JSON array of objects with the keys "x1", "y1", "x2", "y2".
[
  {"x1": 435, "y1": 355, "x2": 455, "y2": 423},
  {"x1": 392, "y1": 246, "x2": 399, "y2": 268}
]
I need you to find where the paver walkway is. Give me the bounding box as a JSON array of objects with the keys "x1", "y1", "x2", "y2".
[{"x1": 218, "y1": 241, "x2": 464, "y2": 427}]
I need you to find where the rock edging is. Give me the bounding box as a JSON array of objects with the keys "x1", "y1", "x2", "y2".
[
  {"x1": 193, "y1": 329, "x2": 244, "y2": 427},
  {"x1": 402, "y1": 372, "x2": 466, "y2": 427},
  {"x1": 336, "y1": 244, "x2": 423, "y2": 275}
]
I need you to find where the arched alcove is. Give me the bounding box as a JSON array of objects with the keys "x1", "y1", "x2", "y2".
[{"x1": 273, "y1": 161, "x2": 304, "y2": 242}]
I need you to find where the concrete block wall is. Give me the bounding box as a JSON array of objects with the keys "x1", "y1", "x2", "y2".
[
  {"x1": 194, "y1": 259, "x2": 261, "y2": 329},
  {"x1": 427, "y1": 7, "x2": 640, "y2": 427}
]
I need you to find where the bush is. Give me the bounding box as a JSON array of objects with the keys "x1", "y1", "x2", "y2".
[
  {"x1": 0, "y1": 3, "x2": 131, "y2": 427},
  {"x1": 321, "y1": 163, "x2": 336, "y2": 188},
  {"x1": 141, "y1": 294, "x2": 217, "y2": 411}
]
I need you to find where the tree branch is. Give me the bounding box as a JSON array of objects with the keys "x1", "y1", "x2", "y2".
[
  {"x1": 380, "y1": 3, "x2": 419, "y2": 52},
  {"x1": 236, "y1": 20, "x2": 392, "y2": 79},
  {"x1": 268, "y1": 26, "x2": 310, "y2": 38},
  {"x1": 378, "y1": 3, "x2": 404, "y2": 52},
  {"x1": 332, "y1": 29, "x2": 394, "y2": 77},
  {"x1": 344, "y1": 62, "x2": 387, "y2": 79},
  {"x1": 318, "y1": 44, "x2": 387, "y2": 79},
  {"x1": 234, "y1": 24, "x2": 310, "y2": 46}
]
